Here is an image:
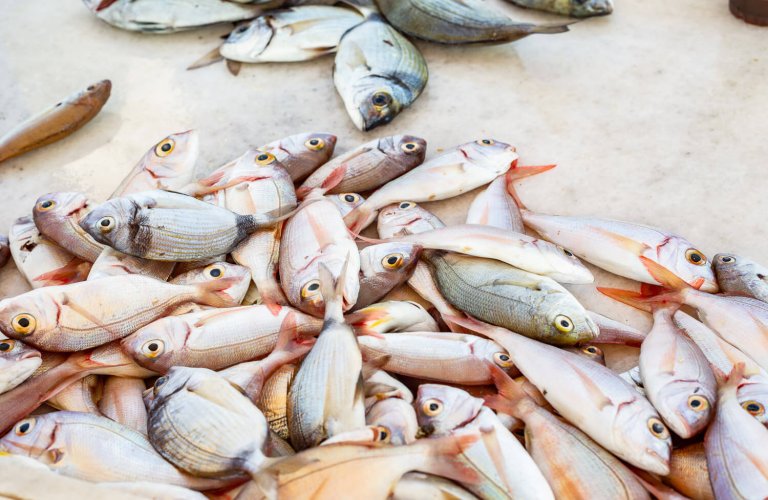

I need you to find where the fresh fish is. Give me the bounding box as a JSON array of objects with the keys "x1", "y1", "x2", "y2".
[
  {"x1": 0, "y1": 80, "x2": 110, "y2": 163},
  {"x1": 333, "y1": 15, "x2": 428, "y2": 131},
  {"x1": 346, "y1": 300, "x2": 439, "y2": 335},
  {"x1": 147, "y1": 367, "x2": 269, "y2": 478},
  {"x1": 123, "y1": 304, "x2": 321, "y2": 373},
  {"x1": 258, "y1": 132, "x2": 337, "y2": 182},
  {"x1": 393, "y1": 472, "x2": 478, "y2": 500},
  {"x1": 355, "y1": 242, "x2": 422, "y2": 310},
  {"x1": 326, "y1": 192, "x2": 366, "y2": 217},
  {"x1": 358, "y1": 331, "x2": 516, "y2": 385},
  {"x1": 424, "y1": 251, "x2": 597, "y2": 345},
  {"x1": 664, "y1": 442, "x2": 714, "y2": 500},
  {"x1": 232, "y1": 226, "x2": 287, "y2": 308},
  {"x1": 345, "y1": 140, "x2": 518, "y2": 232},
  {"x1": 505, "y1": 0, "x2": 613, "y2": 17},
  {"x1": 0, "y1": 411, "x2": 225, "y2": 489},
  {"x1": 47, "y1": 374, "x2": 103, "y2": 414},
  {"x1": 0, "y1": 274, "x2": 238, "y2": 351},
  {"x1": 365, "y1": 397, "x2": 418, "y2": 445},
  {"x1": 705, "y1": 364, "x2": 768, "y2": 499},
  {"x1": 565, "y1": 344, "x2": 606, "y2": 365},
  {"x1": 0, "y1": 337, "x2": 42, "y2": 395},
  {"x1": 714, "y1": 252, "x2": 768, "y2": 302},
  {"x1": 8, "y1": 216, "x2": 91, "y2": 288},
  {"x1": 522, "y1": 210, "x2": 719, "y2": 292},
  {"x1": 170, "y1": 262, "x2": 252, "y2": 309},
  {"x1": 377, "y1": 201, "x2": 446, "y2": 239},
  {"x1": 81, "y1": 190, "x2": 290, "y2": 262},
  {"x1": 287, "y1": 262, "x2": 365, "y2": 450},
  {"x1": 364, "y1": 365, "x2": 413, "y2": 409},
  {"x1": 589, "y1": 311, "x2": 646, "y2": 347},
  {"x1": 377, "y1": 0, "x2": 569, "y2": 44},
  {"x1": 415, "y1": 384, "x2": 554, "y2": 499},
  {"x1": 452, "y1": 316, "x2": 672, "y2": 474},
  {"x1": 257, "y1": 364, "x2": 296, "y2": 441},
  {"x1": 33, "y1": 192, "x2": 105, "y2": 262},
  {"x1": 484, "y1": 365, "x2": 649, "y2": 500},
  {"x1": 279, "y1": 197, "x2": 360, "y2": 316},
  {"x1": 98, "y1": 377, "x2": 148, "y2": 435},
  {"x1": 297, "y1": 135, "x2": 427, "y2": 198},
  {"x1": 0, "y1": 236, "x2": 10, "y2": 268},
  {"x1": 83, "y1": 0, "x2": 264, "y2": 33},
  {"x1": 221, "y1": 6, "x2": 364, "y2": 63}
]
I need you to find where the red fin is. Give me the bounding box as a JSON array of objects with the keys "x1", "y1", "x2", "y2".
[
  {"x1": 297, "y1": 165, "x2": 348, "y2": 200},
  {"x1": 597, "y1": 287, "x2": 655, "y2": 312},
  {"x1": 343, "y1": 204, "x2": 376, "y2": 234},
  {"x1": 197, "y1": 168, "x2": 228, "y2": 188},
  {"x1": 95, "y1": 0, "x2": 118, "y2": 11},
  {"x1": 194, "y1": 277, "x2": 241, "y2": 308},
  {"x1": 33, "y1": 258, "x2": 90, "y2": 286},
  {"x1": 265, "y1": 301, "x2": 283, "y2": 317},
  {"x1": 483, "y1": 394, "x2": 517, "y2": 416},
  {"x1": 504, "y1": 164, "x2": 556, "y2": 209},
  {"x1": 639, "y1": 256, "x2": 692, "y2": 290},
  {"x1": 419, "y1": 431, "x2": 482, "y2": 486},
  {"x1": 346, "y1": 308, "x2": 388, "y2": 339},
  {"x1": 486, "y1": 362, "x2": 527, "y2": 408}
]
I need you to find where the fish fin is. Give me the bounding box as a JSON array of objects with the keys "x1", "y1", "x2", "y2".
[
  {"x1": 346, "y1": 307, "x2": 388, "y2": 338},
  {"x1": 563, "y1": 358, "x2": 613, "y2": 410},
  {"x1": 639, "y1": 256, "x2": 700, "y2": 290},
  {"x1": 47, "y1": 448, "x2": 65, "y2": 464},
  {"x1": 718, "y1": 362, "x2": 746, "y2": 391},
  {"x1": 485, "y1": 362, "x2": 529, "y2": 412},
  {"x1": 33, "y1": 258, "x2": 91, "y2": 286},
  {"x1": 95, "y1": 0, "x2": 118, "y2": 11},
  {"x1": 273, "y1": 312, "x2": 298, "y2": 352},
  {"x1": 629, "y1": 466, "x2": 687, "y2": 500},
  {"x1": 361, "y1": 355, "x2": 391, "y2": 380},
  {"x1": 343, "y1": 203, "x2": 377, "y2": 233},
  {"x1": 297, "y1": 165, "x2": 348, "y2": 200},
  {"x1": 443, "y1": 314, "x2": 495, "y2": 337},
  {"x1": 528, "y1": 22, "x2": 573, "y2": 34},
  {"x1": 194, "y1": 277, "x2": 241, "y2": 308},
  {"x1": 351, "y1": 231, "x2": 386, "y2": 245},
  {"x1": 226, "y1": 59, "x2": 242, "y2": 77},
  {"x1": 318, "y1": 258, "x2": 348, "y2": 321},
  {"x1": 591, "y1": 228, "x2": 653, "y2": 257},
  {"x1": 596, "y1": 287, "x2": 654, "y2": 312},
  {"x1": 504, "y1": 164, "x2": 556, "y2": 209},
  {"x1": 482, "y1": 394, "x2": 518, "y2": 416},
  {"x1": 420, "y1": 431, "x2": 483, "y2": 486},
  {"x1": 187, "y1": 46, "x2": 224, "y2": 70}
]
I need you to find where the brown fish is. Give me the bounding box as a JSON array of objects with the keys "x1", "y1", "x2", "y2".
[
  {"x1": 664, "y1": 442, "x2": 714, "y2": 500},
  {"x1": 258, "y1": 132, "x2": 337, "y2": 182},
  {"x1": 33, "y1": 192, "x2": 105, "y2": 263}
]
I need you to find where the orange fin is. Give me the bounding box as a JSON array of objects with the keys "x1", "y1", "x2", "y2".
[
  {"x1": 563, "y1": 358, "x2": 613, "y2": 410},
  {"x1": 597, "y1": 287, "x2": 655, "y2": 312},
  {"x1": 639, "y1": 256, "x2": 699, "y2": 290},
  {"x1": 595, "y1": 228, "x2": 652, "y2": 256},
  {"x1": 33, "y1": 258, "x2": 91, "y2": 286},
  {"x1": 343, "y1": 203, "x2": 376, "y2": 234}
]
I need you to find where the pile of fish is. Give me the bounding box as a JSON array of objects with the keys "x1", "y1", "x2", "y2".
[
  {"x1": 81, "y1": 0, "x2": 613, "y2": 131},
  {"x1": 1, "y1": 128, "x2": 767, "y2": 500}
]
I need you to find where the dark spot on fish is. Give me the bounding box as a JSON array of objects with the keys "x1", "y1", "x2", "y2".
[
  {"x1": 55, "y1": 102, "x2": 62, "y2": 107},
  {"x1": 758, "y1": 274, "x2": 765, "y2": 280},
  {"x1": 22, "y1": 241, "x2": 38, "y2": 252},
  {"x1": 18, "y1": 422, "x2": 30, "y2": 433},
  {"x1": 161, "y1": 143, "x2": 172, "y2": 152},
  {"x1": 87, "y1": 86, "x2": 95, "y2": 91},
  {"x1": 746, "y1": 403, "x2": 761, "y2": 412},
  {"x1": 148, "y1": 342, "x2": 160, "y2": 352},
  {"x1": 386, "y1": 256, "x2": 398, "y2": 265},
  {"x1": 308, "y1": 283, "x2": 319, "y2": 292},
  {"x1": 690, "y1": 253, "x2": 702, "y2": 263},
  {"x1": 690, "y1": 399, "x2": 701, "y2": 408},
  {"x1": 542, "y1": 389, "x2": 548, "y2": 396},
  {"x1": 499, "y1": 354, "x2": 510, "y2": 361},
  {"x1": 344, "y1": 194, "x2": 355, "y2": 202},
  {"x1": 382, "y1": 39, "x2": 394, "y2": 47}
]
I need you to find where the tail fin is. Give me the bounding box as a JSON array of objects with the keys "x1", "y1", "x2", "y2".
[
  {"x1": 343, "y1": 203, "x2": 377, "y2": 234},
  {"x1": 482, "y1": 362, "x2": 530, "y2": 418},
  {"x1": 346, "y1": 305, "x2": 390, "y2": 339},
  {"x1": 187, "y1": 45, "x2": 223, "y2": 71},
  {"x1": 318, "y1": 259, "x2": 348, "y2": 322},
  {"x1": 249, "y1": 198, "x2": 321, "y2": 232},
  {"x1": 596, "y1": 287, "x2": 655, "y2": 312},
  {"x1": 718, "y1": 362, "x2": 746, "y2": 393},
  {"x1": 504, "y1": 164, "x2": 556, "y2": 210},
  {"x1": 194, "y1": 277, "x2": 241, "y2": 308},
  {"x1": 296, "y1": 165, "x2": 347, "y2": 200},
  {"x1": 529, "y1": 22, "x2": 573, "y2": 34},
  {"x1": 258, "y1": 278, "x2": 289, "y2": 316}
]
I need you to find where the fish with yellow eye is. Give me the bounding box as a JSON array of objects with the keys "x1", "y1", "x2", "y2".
[
  {"x1": 169, "y1": 262, "x2": 252, "y2": 312},
  {"x1": 257, "y1": 131, "x2": 337, "y2": 182},
  {"x1": 713, "y1": 252, "x2": 768, "y2": 303},
  {"x1": 32, "y1": 192, "x2": 105, "y2": 263},
  {"x1": 0, "y1": 336, "x2": 42, "y2": 395},
  {"x1": 346, "y1": 300, "x2": 439, "y2": 336},
  {"x1": 355, "y1": 242, "x2": 422, "y2": 311},
  {"x1": 326, "y1": 192, "x2": 366, "y2": 218}
]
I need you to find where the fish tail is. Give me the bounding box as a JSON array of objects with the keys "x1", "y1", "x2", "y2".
[
  {"x1": 343, "y1": 203, "x2": 377, "y2": 234},
  {"x1": 248, "y1": 198, "x2": 321, "y2": 232},
  {"x1": 418, "y1": 431, "x2": 483, "y2": 486},
  {"x1": 504, "y1": 163, "x2": 556, "y2": 209},
  {"x1": 318, "y1": 258, "x2": 349, "y2": 322},
  {"x1": 597, "y1": 283, "x2": 684, "y2": 312},
  {"x1": 529, "y1": 22, "x2": 573, "y2": 34},
  {"x1": 194, "y1": 277, "x2": 241, "y2": 308},
  {"x1": 718, "y1": 362, "x2": 746, "y2": 393},
  {"x1": 32, "y1": 258, "x2": 91, "y2": 286},
  {"x1": 257, "y1": 279, "x2": 289, "y2": 315},
  {"x1": 296, "y1": 165, "x2": 347, "y2": 200},
  {"x1": 346, "y1": 307, "x2": 388, "y2": 338}
]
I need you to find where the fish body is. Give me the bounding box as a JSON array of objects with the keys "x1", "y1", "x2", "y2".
[
  {"x1": 99, "y1": 377, "x2": 148, "y2": 435},
  {"x1": 714, "y1": 253, "x2": 768, "y2": 303},
  {"x1": 221, "y1": 6, "x2": 364, "y2": 62},
  {"x1": 377, "y1": 201, "x2": 446, "y2": 239},
  {"x1": 33, "y1": 192, "x2": 105, "y2": 262},
  {"x1": 466, "y1": 174, "x2": 525, "y2": 233},
  {"x1": 257, "y1": 364, "x2": 296, "y2": 441},
  {"x1": 346, "y1": 300, "x2": 439, "y2": 335},
  {"x1": 665, "y1": 443, "x2": 714, "y2": 500},
  {"x1": 0, "y1": 80, "x2": 110, "y2": 163},
  {"x1": 365, "y1": 397, "x2": 418, "y2": 445},
  {"x1": 333, "y1": 15, "x2": 428, "y2": 131},
  {"x1": 47, "y1": 375, "x2": 103, "y2": 414},
  {"x1": 0, "y1": 337, "x2": 42, "y2": 395},
  {"x1": 356, "y1": 242, "x2": 422, "y2": 310},
  {"x1": 345, "y1": 140, "x2": 517, "y2": 232},
  {"x1": 170, "y1": 262, "x2": 252, "y2": 308},
  {"x1": 258, "y1": 132, "x2": 337, "y2": 182},
  {"x1": 232, "y1": 227, "x2": 287, "y2": 308},
  {"x1": 506, "y1": 0, "x2": 613, "y2": 17}
]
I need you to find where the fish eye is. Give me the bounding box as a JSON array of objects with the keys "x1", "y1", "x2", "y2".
[
  {"x1": 401, "y1": 142, "x2": 421, "y2": 154},
  {"x1": 304, "y1": 138, "x2": 325, "y2": 151},
  {"x1": 476, "y1": 139, "x2": 495, "y2": 146},
  {"x1": 0, "y1": 340, "x2": 15, "y2": 352},
  {"x1": 98, "y1": 216, "x2": 115, "y2": 233},
  {"x1": 647, "y1": 417, "x2": 669, "y2": 439},
  {"x1": 398, "y1": 202, "x2": 414, "y2": 210},
  {"x1": 11, "y1": 314, "x2": 36, "y2": 336},
  {"x1": 36, "y1": 199, "x2": 56, "y2": 212},
  {"x1": 141, "y1": 340, "x2": 165, "y2": 358},
  {"x1": 301, "y1": 280, "x2": 321, "y2": 299},
  {"x1": 493, "y1": 352, "x2": 513, "y2": 368},
  {"x1": 685, "y1": 249, "x2": 707, "y2": 266},
  {"x1": 340, "y1": 193, "x2": 360, "y2": 204},
  {"x1": 154, "y1": 138, "x2": 175, "y2": 157},
  {"x1": 374, "y1": 426, "x2": 391, "y2": 443},
  {"x1": 255, "y1": 152, "x2": 276, "y2": 166},
  {"x1": 582, "y1": 345, "x2": 602, "y2": 356},
  {"x1": 718, "y1": 255, "x2": 736, "y2": 264},
  {"x1": 153, "y1": 376, "x2": 168, "y2": 395},
  {"x1": 741, "y1": 400, "x2": 765, "y2": 416},
  {"x1": 14, "y1": 418, "x2": 35, "y2": 436},
  {"x1": 560, "y1": 247, "x2": 575, "y2": 257},
  {"x1": 371, "y1": 92, "x2": 392, "y2": 109},
  {"x1": 382, "y1": 253, "x2": 404, "y2": 269},
  {"x1": 234, "y1": 25, "x2": 248, "y2": 34},
  {"x1": 422, "y1": 399, "x2": 443, "y2": 417},
  {"x1": 553, "y1": 315, "x2": 574, "y2": 333},
  {"x1": 687, "y1": 395, "x2": 709, "y2": 412},
  {"x1": 204, "y1": 264, "x2": 225, "y2": 279}
]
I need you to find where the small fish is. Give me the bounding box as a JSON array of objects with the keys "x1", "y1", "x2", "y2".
[
  {"x1": 287, "y1": 261, "x2": 365, "y2": 450},
  {"x1": 221, "y1": 6, "x2": 364, "y2": 63},
  {"x1": 334, "y1": 15, "x2": 428, "y2": 131},
  {"x1": 98, "y1": 376, "x2": 148, "y2": 435},
  {"x1": 377, "y1": 0, "x2": 569, "y2": 44},
  {"x1": 358, "y1": 331, "x2": 516, "y2": 385},
  {"x1": 345, "y1": 140, "x2": 518, "y2": 232},
  {"x1": 123, "y1": 304, "x2": 321, "y2": 373},
  {"x1": 0, "y1": 80, "x2": 111, "y2": 164},
  {"x1": 0, "y1": 337, "x2": 42, "y2": 395},
  {"x1": 147, "y1": 367, "x2": 269, "y2": 479},
  {"x1": 33, "y1": 192, "x2": 105, "y2": 263},
  {"x1": 522, "y1": 210, "x2": 719, "y2": 292},
  {"x1": 326, "y1": 192, "x2": 366, "y2": 217},
  {"x1": 170, "y1": 262, "x2": 252, "y2": 309},
  {"x1": 81, "y1": 189, "x2": 291, "y2": 262},
  {"x1": 258, "y1": 132, "x2": 337, "y2": 182},
  {"x1": 364, "y1": 364, "x2": 413, "y2": 409},
  {"x1": 366, "y1": 397, "x2": 418, "y2": 445},
  {"x1": 83, "y1": 0, "x2": 264, "y2": 33},
  {"x1": 415, "y1": 384, "x2": 554, "y2": 499},
  {"x1": 589, "y1": 311, "x2": 646, "y2": 347},
  {"x1": 256, "y1": 364, "x2": 297, "y2": 441},
  {"x1": 565, "y1": 344, "x2": 606, "y2": 365},
  {"x1": 232, "y1": 226, "x2": 288, "y2": 309},
  {"x1": 355, "y1": 242, "x2": 422, "y2": 310},
  {"x1": 393, "y1": 472, "x2": 477, "y2": 500},
  {"x1": 705, "y1": 364, "x2": 768, "y2": 499},
  {"x1": 346, "y1": 300, "x2": 439, "y2": 335},
  {"x1": 713, "y1": 252, "x2": 768, "y2": 303},
  {"x1": 377, "y1": 201, "x2": 446, "y2": 239},
  {"x1": 0, "y1": 274, "x2": 238, "y2": 351},
  {"x1": 664, "y1": 442, "x2": 714, "y2": 500},
  {"x1": 506, "y1": 0, "x2": 613, "y2": 17},
  {"x1": 297, "y1": 135, "x2": 427, "y2": 198},
  {"x1": 0, "y1": 236, "x2": 9, "y2": 268},
  {"x1": 46, "y1": 374, "x2": 103, "y2": 415}
]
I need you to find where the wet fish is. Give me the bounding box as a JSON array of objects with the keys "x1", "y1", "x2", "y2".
[
  {"x1": 506, "y1": 0, "x2": 613, "y2": 17},
  {"x1": 123, "y1": 304, "x2": 321, "y2": 373},
  {"x1": 0, "y1": 411, "x2": 225, "y2": 489},
  {"x1": 377, "y1": 201, "x2": 446, "y2": 239},
  {"x1": 257, "y1": 364, "x2": 296, "y2": 441},
  {"x1": 346, "y1": 300, "x2": 439, "y2": 335},
  {"x1": 589, "y1": 311, "x2": 646, "y2": 347},
  {"x1": 297, "y1": 135, "x2": 427, "y2": 198},
  {"x1": 287, "y1": 262, "x2": 365, "y2": 450},
  {"x1": 47, "y1": 374, "x2": 103, "y2": 415},
  {"x1": 522, "y1": 210, "x2": 719, "y2": 292},
  {"x1": 147, "y1": 366, "x2": 269, "y2": 478},
  {"x1": 424, "y1": 251, "x2": 597, "y2": 345},
  {"x1": 326, "y1": 192, "x2": 366, "y2": 217},
  {"x1": 377, "y1": 0, "x2": 569, "y2": 44},
  {"x1": 366, "y1": 397, "x2": 418, "y2": 445},
  {"x1": 232, "y1": 227, "x2": 287, "y2": 309},
  {"x1": 345, "y1": 140, "x2": 518, "y2": 232},
  {"x1": 83, "y1": 0, "x2": 264, "y2": 33},
  {"x1": 0, "y1": 337, "x2": 42, "y2": 395},
  {"x1": 98, "y1": 376, "x2": 148, "y2": 435},
  {"x1": 333, "y1": 15, "x2": 428, "y2": 131},
  {"x1": 393, "y1": 472, "x2": 477, "y2": 500},
  {"x1": 358, "y1": 331, "x2": 516, "y2": 385},
  {"x1": 0, "y1": 80, "x2": 111, "y2": 164},
  {"x1": 221, "y1": 6, "x2": 364, "y2": 63},
  {"x1": 170, "y1": 262, "x2": 252, "y2": 309},
  {"x1": 714, "y1": 252, "x2": 768, "y2": 303},
  {"x1": 0, "y1": 273, "x2": 238, "y2": 351},
  {"x1": 0, "y1": 235, "x2": 9, "y2": 268},
  {"x1": 33, "y1": 192, "x2": 105, "y2": 262},
  {"x1": 258, "y1": 132, "x2": 337, "y2": 182},
  {"x1": 664, "y1": 442, "x2": 714, "y2": 500},
  {"x1": 565, "y1": 344, "x2": 606, "y2": 365},
  {"x1": 356, "y1": 242, "x2": 422, "y2": 310},
  {"x1": 81, "y1": 190, "x2": 290, "y2": 262},
  {"x1": 415, "y1": 384, "x2": 554, "y2": 499},
  {"x1": 364, "y1": 365, "x2": 413, "y2": 409}
]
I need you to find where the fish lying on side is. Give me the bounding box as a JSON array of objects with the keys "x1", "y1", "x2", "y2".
[
  {"x1": 346, "y1": 300, "x2": 439, "y2": 335},
  {"x1": 170, "y1": 262, "x2": 252, "y2": 310},
  {"x1": 256, "y1": 364, "x2": 297, "y2": 441},
  {"x1": 504, "y1": 0, "x2": 613, "y2": 18},
  {"x1": 713, "y1": 252, "x2": 768, "y2": 303},
  {"x1": 0, "y1": 337, "x2": 42, "y2": 395},
  {"x1": 46, "y1": 374, "x2": 103, "y2": 415},
  {"x1": 664, "y1": 442, "x2": 714, "y2": 500},
  {"x1": 33, "y1": 192, "x2": 105, "y2": 263},
  {"x1": 0, "y1": 80, "x2": 111, "y2": 164},
  {"x1": 98, "y1": 376, "x2": 148, "y2": 435},
  {"x1": 355, "y1": 242, "x2": 422, "y2": 310},
  {"x1": 257, "y1": 132, "x2": 337, "y2": 182}
]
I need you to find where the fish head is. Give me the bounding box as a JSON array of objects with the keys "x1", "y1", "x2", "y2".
[
  {"x1": 565, "y1": 345, "x2": 606, "y2": 365},
  {"x1": 658, "y1": 237, "x2": 718, "y2": 292},
  {"x1": 367, "y1": 398, "x2": 419, "y2": 445},
  {"x1": 654, "y1": 381, "x2": 715, "y2": 439},
  {"x1": 80, "y1": 80, "x2": 112, "y2": 105},
  {"x1": 221, "y1": 18, "x2": 272, "y2": 61},
  {"x1": 350, "y1": 76, "x2": 410, "y2": 132},
  {"x1": 33, "y1": 192, "x2": 91, "y2": 226},
  {"x1": 539, "y1": 294, "x2": 600, "y2": 345},
  {"x1": 0, "y1": 415, "x2": 57, "y2": 462},
  {"x1": 0, "y1": 291, "x2": 60, "y2": 346},
  {"x1": 261, "y1": 132, "x2": 337, "y2": 175},
  {"x1": 714, "y1": 253, "x2": 766, "y2": 290},
  {"x1": 614, "y1": 398, "x2": 672, "y2": 475},
  {"x1": 540, "y1": 244, "x2": 595, "y2": 284},
  {"x1": 121, "y1": 316, "x2": 191, "y2": 372},
  {"x1": 172, "y1": 262, "x2": 251, "y2": 305},
  {"x1": 147, "y1": 366, "x2": 198, "y2": 411},
  {"x1": 570, "y1": 0, "x2": 613, "y2": 17},
  {"x1": 360, "y1": 242, "x2": 421, "y2": 280},
  {"x1": 289, "y1": 255, "x2": 359, "y2": 316},
  {"x1": 79, "y1": 198, "x2": 137, "y2": 251},
  {"x1": 471, "y1": 339, "x2": 517, "y2": 377},
  {"x1": 736, "y1": 384, "x2": 768, "y2": 427},
  {"x1": 326, "y1": 193, "x2": 366, "y2": 217},
  {"x1": 460, "y1": 140, "x2": 519, "y2": 175},
  {"x1": 0, "y1": 337, "x2": 42, "y2": 394},
  {"x1": 414, "y1": 384, "x2": 483, "y2": 437},
  {"x1": 144, "y1": 130, "x2": 200, "y2": 187},
  {"x1": 377, "y1": 202, "x2": 443, "y2": 238},
  {"x1": 380, "y1": 135, "x2": 427, "y2": 165}
]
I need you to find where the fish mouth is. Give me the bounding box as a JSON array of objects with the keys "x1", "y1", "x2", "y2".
[
  {"x1": 19, "y1": 351, "x2": 42, "y2": 361},
  {"x1": 643, "y1": 449, "x2": 671, "y2": 476}
]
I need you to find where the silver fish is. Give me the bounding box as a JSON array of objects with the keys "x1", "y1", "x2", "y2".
[
  {"x1": 326, "y1": 192, "x2": 366, "y2": 217},
  {"x1": 333, "y1": 15, "x2": 428, "y2": 131},
  {"x1": 0, "y1": 337, "x2": 42, "y2": 395},
  {"x1": 377, "y1": 201, "x2": 446, "y2": 239},
  {"x1": 47, "y1": 375, "x2": 103, "y2": 414},
  {"x1": 355, "y1": 242, "x2": 422, "y2": 310},
  {"x1": 714, "y1": 252, "x2": 768, "y2": 303},
  {"x1": 505, "y1": 0, "x2": 613, "y2": 18},
  {"x1": 258, "y1": 132, "x2": 337, "y2": 182},
  {"x1": 33, "y1": 192, "x2": 105, "y2": 263},
  {"x1": 98, "y1": 376, "x2": 148, "y2": 435},
  {"x1": 365, "y1": 396, "x2": 418, "y2": 445}
]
